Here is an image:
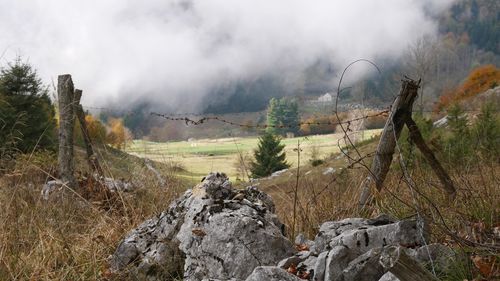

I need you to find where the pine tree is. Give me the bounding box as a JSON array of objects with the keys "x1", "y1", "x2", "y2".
[
  {"x1": 0, "y1": 58, "x2": 56, "y2": 153},
  {"x1": 250, "y1": 132, "x2": 290, "y2": 178},
  {"x1": 266, "y1": 98, "x2": 281, "y2": 135},
  {"x1": 266, "y1": 97, "x2": 299, "y2": 136}
]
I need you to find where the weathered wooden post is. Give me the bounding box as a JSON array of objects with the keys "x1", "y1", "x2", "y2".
[
  {"x1": 358, "y1": 78, "x2": 456, "y2": 208},
  {"x1": 57, "y1": 74, "x2": 77, "y2": 187},
  {"x1": 73, "y1": 89, "x2": 104, "y2": 176},
  {"x1": 405, "y1": 118, "x2": 456, "y2": 199},
  {"x1": 358, "y1": 78, "x2": 419, "y2": 207}
]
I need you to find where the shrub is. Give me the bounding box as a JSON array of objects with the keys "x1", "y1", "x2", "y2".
[
  {"x1": 299, "y1": 113, "x2": 347, "y2": 136},
  {"x1": 472, "y1": 103, "x2": 500, "y2": 161},
  {"x1": 441, "y1": 104, "x2": 474, "y2": 165},
  {"x1": 310, "y1": 159, "x2": 324, "y2": 167},
  {"x1": 436, "y1": 64, "x2": 500, "y2": 112}
]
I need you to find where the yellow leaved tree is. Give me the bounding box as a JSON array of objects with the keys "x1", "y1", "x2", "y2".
[{"x1": 106, "y1": 118, "x2": 132, "y2": 149}]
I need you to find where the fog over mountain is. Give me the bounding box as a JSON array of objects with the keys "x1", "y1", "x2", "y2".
[{"x1": 0, "y1": 0, "x2": 455, "y2": 112}]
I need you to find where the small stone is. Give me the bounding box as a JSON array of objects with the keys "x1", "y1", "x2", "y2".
[{"x1": 245, "y1": 266, "x2": 302, "y2": 281}]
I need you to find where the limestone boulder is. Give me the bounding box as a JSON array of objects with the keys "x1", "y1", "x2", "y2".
[{"x1": 110, "y1": 172, "x2": 295, "y2": 280}]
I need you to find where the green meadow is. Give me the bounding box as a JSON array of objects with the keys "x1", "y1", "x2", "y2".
[{"x1": 125, "y1": 129, "x2": 382, "y2": 180}]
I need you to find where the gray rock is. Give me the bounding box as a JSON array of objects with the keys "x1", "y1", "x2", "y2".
[
  {"x1": 342, "y1": 247, "x2": 386, "y2": 281},
  {"x1": 433, "y1": 116, "x2": 448, "y2": 128},
  {"x1": 270, "y1": 169, "x2": 289, "y2": 178},
  {"x1": 110, "y1": 172, "x2": 295, "y2": 280},
  {"x1": 109, "y1": 190, "x2": 191, "y2": 279},
  {"x1": 322, "y1": 167, "x2": 336, "y2": 175},
  {"x1": 307, "y1": 215, "x2": 427, "y2": 281},
  {"x1": 203, "y1": 172, "x2": 233, "y2": 199},
  {"x1": 340, "y1": 222, "x2": 417, "y2": 250},
  {"x1": 41, "y1": 180, "x2": 62, "y2": 200},
  {"x1": 299, "y1": 255, "x2": 317, "y2": 272},
  {"x1": 102, "y1": 176, "x2": 135, "y2": 192},
  {"x1": 324, "y1": 246, "x2": 349, "y2": 281},
  {"x1": 295, "y1": 233, "x2": 315, "y2": 249},
  {"x1": 311, "y1": 217, "x2": 373, "y2": 254},
  {"x1": 326, "y1": 218, "x2": 425, "y2": 257},
  {"x1": 378, "y1": 272, "x2": 400, "y2": 281},
  {"x1": 278, "y1": 251, "x2": 311, "y2": 269},
  {"x1": 313, "y1": 251, "x2": 329, "y2": 281},
  {"x1": 245, "y1": 266, "x2": 302, "y2": 281}
]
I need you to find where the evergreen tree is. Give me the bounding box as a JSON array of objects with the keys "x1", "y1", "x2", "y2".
[
  {"x1": 0, "y1": 58, "x2": 56, "y2": 153},
  {"x1": 250, "y1": 132, "x2": 290, "y2": 178},
  {"x1": 266, "y1": 97, "x2": 299, "y2": 136}
]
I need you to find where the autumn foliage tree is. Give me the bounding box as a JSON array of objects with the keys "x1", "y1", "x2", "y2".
[
  {"x1": 299, "y1": 112, "x2": 348, "y2": 136},
  {"x1": 106, "y1": 118, "x2": 131, "y2": 149},
  {"x1": 436, "y1": 64, "x2": 500, "y2": 111},
  {"x1": 85, "y1": 115, "x2": 107, "y2": 143},
  {"x1": 74, "y1": 114, "x2": 107, "y2": 147},
  {"x1": 299, "y1": 115, "x2": 338, "y2": 135}
]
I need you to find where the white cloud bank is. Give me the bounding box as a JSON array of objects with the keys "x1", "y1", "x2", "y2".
[{"x1": 0, "y1": 0, "x2": 455, "y2": 110}]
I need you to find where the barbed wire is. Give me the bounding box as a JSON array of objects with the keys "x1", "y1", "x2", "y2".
[
  {"x1": 83, "y1": 104, "x2": 498, "y2": 118},
  {"x1": 149, "y1": 109, "x2": 389, "y2": 129}
]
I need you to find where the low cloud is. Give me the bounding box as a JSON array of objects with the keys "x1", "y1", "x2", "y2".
[{"x1": 0, "y1": 0, "x2": 455, "y2": 111}]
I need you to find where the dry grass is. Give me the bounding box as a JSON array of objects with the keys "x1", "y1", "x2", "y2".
[
  {"x1": 262, "y1": 153, "x2": 499, "y2": 243},
  {"x1": 257, "y1": 144, "x2": 499, "y2": 279},
  {"x1": 0, "y1": 137, "x2": 498, "y2": 280},
  {"x1": 0, "y1": 148, "x2": 185, "y2": 280}
]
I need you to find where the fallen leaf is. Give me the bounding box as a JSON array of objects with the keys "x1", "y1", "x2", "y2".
[
  {"x1": 295, "y1": 244, "x2": 309, "y2": 251},
  {"x1": 287, "y1": 264, "x2": 297, "y2": 275},
  {"x1": 471, "y1": 255, "x2": 499, "y2": 278},
  {"x1": 192, "y1": 228, "x2": 207, "y2": 237}
]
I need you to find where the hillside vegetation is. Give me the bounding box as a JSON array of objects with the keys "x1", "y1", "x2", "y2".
[
  {"x1": 0, "y1": 1, "x2": 499, "y2": 280},
  {"x1": 1, "y1": 83, "x2": 499, "y2": 279}
]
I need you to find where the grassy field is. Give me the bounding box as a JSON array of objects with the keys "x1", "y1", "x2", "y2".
[{"x1": 125, "y1": 129, "x2": 382, "y2": 180}]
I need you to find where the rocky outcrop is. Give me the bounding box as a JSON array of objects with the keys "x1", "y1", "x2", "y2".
[
  {"x1": 110, "y1": 172, "x2": 450, "y2": 281},
  {"x1": 42, "y1": 176, "x2": 135, "y2": 200},
  {"x1": 109, "y1": 172, "x2": 295, "y2": 280},
  {"x1": 271, "y1": 215, "x2": 430, "y2": 281}
]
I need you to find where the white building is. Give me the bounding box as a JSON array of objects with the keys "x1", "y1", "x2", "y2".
[{"x1": 317, "y1": 93, "x2": 333, "y2": 103}]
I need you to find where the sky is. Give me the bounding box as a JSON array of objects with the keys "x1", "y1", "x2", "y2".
[{"x1": 0, "y1": 0, "x2": 455, "y2": 111}]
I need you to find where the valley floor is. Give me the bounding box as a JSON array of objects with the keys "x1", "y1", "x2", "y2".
[{"x1": 125, "y1": 129, "x2": 382, "y2": 180}]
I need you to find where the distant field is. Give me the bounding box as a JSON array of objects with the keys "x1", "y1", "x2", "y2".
[{"x1": 125, "y1": 130, "x2": 382, "y2": 180}]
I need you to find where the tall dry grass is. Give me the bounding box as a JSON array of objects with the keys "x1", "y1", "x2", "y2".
[
  {"x1": 0, "y1": 149, "x2": 184, "y2": 280},
  {"x1": 259, "y1": 147, "x2": 499, "y2": 280},
  {"x1": 1, "y1": 125, "x2": 498, "y2": 280}
]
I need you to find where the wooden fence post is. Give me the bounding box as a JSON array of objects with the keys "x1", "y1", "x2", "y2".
[
  {"x1": 57, "y1": 74, "x2": 76, "y2": 187},
  {"x1": 358, "y1": 77, "x2": 457, "y2": 208},
  {"x1": 405, "y1": 118, "x2": 456, "y2": 199},
  {"x1": 358, "y1": 79, "x2": 419, "y2": 207},
  {"x1": 73, "y1": 89, "x2": 104, "y2": 177}
]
